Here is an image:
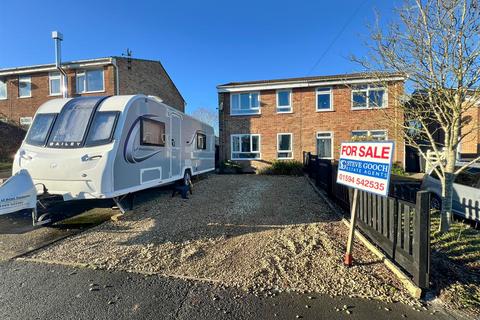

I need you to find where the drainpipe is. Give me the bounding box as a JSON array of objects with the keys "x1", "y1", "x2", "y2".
[
  {"x1": 111, "y1": 57, "x2": 120, "y2": 95},
  {"x1": 52, "y1": 31, "x2": 68, "y2": 98}
]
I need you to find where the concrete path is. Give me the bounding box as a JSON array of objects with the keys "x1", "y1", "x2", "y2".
[{"x1": 0, "y1": 260, "x2": 456, "y2": 320}]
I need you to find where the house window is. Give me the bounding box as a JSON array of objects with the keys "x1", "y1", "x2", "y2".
[
  {"x1": 19, "y1": 117, "x2": 33, "y2": 127},
  {"x1": 316, "y1": 87, "x2": 332, "y2": 111},
  {"x1": 140, "y1": 118, "x2": 166, "y2": 147},
  {"x1": 351, "y1": 130, "x2": 387, "y2": 141},
  {"x1": 231, "y1": 134, "x2": 260, "y2": 159},
  {"x1": 316, "y1": 132, "x2": 333, "y2": 159},
  {"x1": 0, "y1": 78, "x2": 6, "y2": 100},
  {"x1": 230, "y1": 92, "x2": 260, "y2": 115},
  {"x1": 18, "y1": 76, "x2": 31, "y2": 98},
  {"x1": 49, "y1": 72, "x2": 62, "y2": 96},
  {"x1": 76, "y1": 69, "x2": 104, "y2": 93},
  {"x1": 352, "y1": 85, "x2": 386, "y2": 109},
  {"x1": 196, "y1": 133, "x2": 207, "y2": 150},
  {"x1": 277, "y1": 133, "x2": 293, "y2": 159},
  {"x1": 276, "y1": 90, "x2": 292, "y2": 113}
]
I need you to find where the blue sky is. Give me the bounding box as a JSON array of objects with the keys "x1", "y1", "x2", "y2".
[{"x1": 0, "y1": 0, "x2": 400, "y2": 115}]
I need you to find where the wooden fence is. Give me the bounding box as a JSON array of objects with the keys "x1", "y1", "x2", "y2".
[{"x1": 303, "y1": 152, "x2": 430, "y2": 289}]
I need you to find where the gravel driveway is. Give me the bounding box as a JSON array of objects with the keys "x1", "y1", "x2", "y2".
[{"x1": 28, "y1": 174, "x2": 419, "y2": 306}]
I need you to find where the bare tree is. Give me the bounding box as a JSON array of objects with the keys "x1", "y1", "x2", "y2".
[
  {"x1": 354, "y1": 0, "x2": 480, "y2": 232},
  {"x1": 188, "y1": 107, "x2": 219, "y2": 137}
]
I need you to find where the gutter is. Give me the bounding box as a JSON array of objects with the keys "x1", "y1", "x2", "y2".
[
  {"x1": 217, "y1": 77, "x2": 407, "y2": 93},
  {"x1": 111, "y1": 57, "x2": 120, "y2": 95}
]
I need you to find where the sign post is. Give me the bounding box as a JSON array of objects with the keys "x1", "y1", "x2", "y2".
[{"x1": 336, "y1": 141, "x2": 394, "y2": 267}]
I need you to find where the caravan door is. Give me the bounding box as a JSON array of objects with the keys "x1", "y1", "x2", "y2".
[{"x1": 170, "y1": 113, "x2": 182, "y2": 178}]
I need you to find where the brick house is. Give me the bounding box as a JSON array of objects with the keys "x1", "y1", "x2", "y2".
[
  {"x1": 217, "y1": 72, "x2": 406, "y2": 171},
  {"x1": 0, "y1": 57, "x2": 185, "y2": 125}
]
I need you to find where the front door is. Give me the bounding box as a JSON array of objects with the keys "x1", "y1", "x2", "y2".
[{"x1": 170, "y1": 114, "x2": 182, "y2": 178}]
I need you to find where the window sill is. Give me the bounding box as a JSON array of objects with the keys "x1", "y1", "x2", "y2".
[
  {"x1": 49, "y1": 93, "x2": 62, "y2": 97},
  {"x1": 18, "y1": 96, "x2": 31, "y2": 99},
  {"x1": 0, "y1": 97, "x2": 7, "y2": 101},
  {"x1": 316, "y1": 109, "x2": 334, "y2": 112},
  {"x1": 277, "y1": 157, "x2": 294, "y2": 160},
  {"x1": 277, "y1": 110, "x2": 293, "y2": 114},
  {"x1": 230, "y1": 112, "x2": 261, "y2": 116},
  {"x1": 351, "y1": 106, "x2": 388, "y2": 111},
  {"x1": 231, "y1": 157, "x2": 262, "y2": 161},
  {"x1": 77, "y1": 89, "x2": 106, "y2": 94}
]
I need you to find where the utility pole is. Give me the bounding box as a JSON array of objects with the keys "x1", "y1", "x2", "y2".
[{"x1": 52, "y1": 31, "x2": 68, "y2": 98}]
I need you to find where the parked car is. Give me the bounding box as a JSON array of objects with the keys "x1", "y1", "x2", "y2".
[{"x1": 421, "y1": 164, "x2": 480, "y2": 222}]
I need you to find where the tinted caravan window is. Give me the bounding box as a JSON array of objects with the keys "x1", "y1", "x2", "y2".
[
  {"x1": 48, "y1": 98, "x2": 98, "y2": 148},
  {"x1": 85, "y1": 111, "x2": 119, "y2": 146},
  {"x1": 25, "y1": 113, "x2": 56, "y2": 146},
  {"x1": 196, "y1": 133, "x2": 207, "y2": 150},
  {"x1": 140, "y1": 118, "x2": 165, "y2": 147}
]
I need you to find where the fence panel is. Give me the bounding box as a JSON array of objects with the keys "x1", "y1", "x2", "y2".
[{"x1": 304, "y1": 153, "x2": 430, "y2": 289}]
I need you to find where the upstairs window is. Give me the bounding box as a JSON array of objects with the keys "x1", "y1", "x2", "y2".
[
  {"x1": 351, "y1": 130, "x2": 387, "y2": 141},
  {"x1": 316, "y1": 87, "x2": 332, "y2": 111},
  {"x1": 196, "y1": 133, "x2": 207, "y2": 150},
  {"x1": 76, "y1": 69, "x2": 104, "y2": 93},
  {"x1": 276, "y1": 90, "x2": 292, "y2": 113},
  {"x1": 277, "y1": 133, "x2": 293, "y2": 159},
  {"x1": 49, "y1": 72, "x2": 62, "y2": 96},
  {"x1": 230, "y1": 92, "x2": 260, "y2": 115},
  {"x1": 0, "y1": 78, "x2": 6, "y2": 99},
  {"x1": 140, "y1": 118, "x2": 166, "y2": 147},
  {"x1": 18, "y1": 76, "x2": 31, "y2": 98},
  {"x1": 231, "y1": 134, "x2": 260, "y2": 159},
  {"x1": 352, "y1": 85, "x2": 386, "y2": 109}
]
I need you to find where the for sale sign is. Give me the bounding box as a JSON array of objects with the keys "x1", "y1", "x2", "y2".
[{"x1": 336, "y1": 141, "x2": 394, "y2": 196}]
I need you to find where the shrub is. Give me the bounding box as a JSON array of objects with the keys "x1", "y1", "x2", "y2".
[
  {"x1": 391, "y1": 163, "x2": 407, "y2": 176},
  {"x1": 259, "y1": 160, "x2": 304, "y2": 176}
]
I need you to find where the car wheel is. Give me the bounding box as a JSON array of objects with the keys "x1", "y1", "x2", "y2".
[{"x1": 430, "y1": 194, "x2": 441, "y2": 211}]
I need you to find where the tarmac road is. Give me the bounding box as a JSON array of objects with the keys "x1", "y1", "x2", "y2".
[{"x1": 0, "y1": 260, "x2": 457, "y2": 320}]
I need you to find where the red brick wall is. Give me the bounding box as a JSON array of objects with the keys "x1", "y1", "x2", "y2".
[
  {"x1": 460, "y1": 104, "x2": 480, "y2": 157},
  {"x1": 0, "y1": 65, "x2": 116, "y2": 124},
  {"x1": 219, "y1": 82, "x2": 405, "y2": 171}
]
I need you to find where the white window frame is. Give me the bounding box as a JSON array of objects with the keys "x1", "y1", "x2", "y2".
[
  {"x1": 316, "y1": 87, "x2": 333, "y2": 112},
  {"x1": 230, "y1": 134, "x2": 261, "y2": 160},
  {"x1": 276, "y1": 89, "x2": 292, "y2": 113},
  {"x1": 76, "y1": 69, "x2": 105, "y2": 94},
  {"x1": 351, "y1": 85, "x2": 387, "y2": 110},
  {"x1": 277, "y1": 133, "x2": 293, "y2": 159},
  {"x1": 49, "y1": 72, "x2": 62, "y2": 96},
  {"x1": 18, "y1": 76, "x2": 31, "y2": 98},
  {"x1": 19, "y1": 116, "x2": 33, "y2": 127},
  {"x1": 0, "y1": 78, "x2": 7, "y2": 100},
  {"x1": 230, "y1": 92, "x2": 261, "y2": 116},
  {"x1": 351, "y1": 129, "x2": 388, "y2": 140},
  {"x1": 316, "y1": 131, "x2": 334, "y2": 159}
]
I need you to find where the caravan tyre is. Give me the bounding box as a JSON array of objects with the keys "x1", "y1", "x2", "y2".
[{"x1": 183, "y1": 170, "x2": 192, "y2": 187}]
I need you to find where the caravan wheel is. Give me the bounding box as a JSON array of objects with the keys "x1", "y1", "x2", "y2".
[{"x1": 183, "y1": 170, "x2": 192, "y2": 186}]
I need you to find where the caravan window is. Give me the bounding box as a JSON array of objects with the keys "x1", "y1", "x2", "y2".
[
  {"x1": 196, "y1": 133, "x2": 207, "y2": 150},
  {"x1": 140, "y1": 118, "x2": 165, "y2": 147},
  {"x1": 48, "y1": 98, "x2": 97, "y2": 148},
  {"x1": 85, "y1": 111, "x2": 119, "y2": 146},
  {"x1": 25, "y1": 113, "x2": 56, "y2": 146}
]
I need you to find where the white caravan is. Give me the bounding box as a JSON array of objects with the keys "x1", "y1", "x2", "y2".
[{"x1": 5, "y1": 95, "x2": 214, "y2": 220}]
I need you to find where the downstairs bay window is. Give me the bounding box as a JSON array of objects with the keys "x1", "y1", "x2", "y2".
[{"x1": 231, "y1": 134, "x2": 260, "y2": 159}]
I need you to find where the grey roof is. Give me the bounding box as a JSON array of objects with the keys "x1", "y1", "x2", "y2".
[{"x1": 217, "y1": 71, "x2": 406, "y2": 88}]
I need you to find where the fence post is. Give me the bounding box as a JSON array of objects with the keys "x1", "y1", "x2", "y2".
[{"x1": 413, "y1": 191, "x2": 430, "y2": 289}]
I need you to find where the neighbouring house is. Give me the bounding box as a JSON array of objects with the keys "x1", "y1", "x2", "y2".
[
  {"x1": 217, "y1": 72, "x2": 406, "y2": 172},
  {"x1": 404, "y1": 91, "x2": 480, "y2": 172},
  {"x1": 0, "y1": 57, "x2": 185, "y2": 126}
]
